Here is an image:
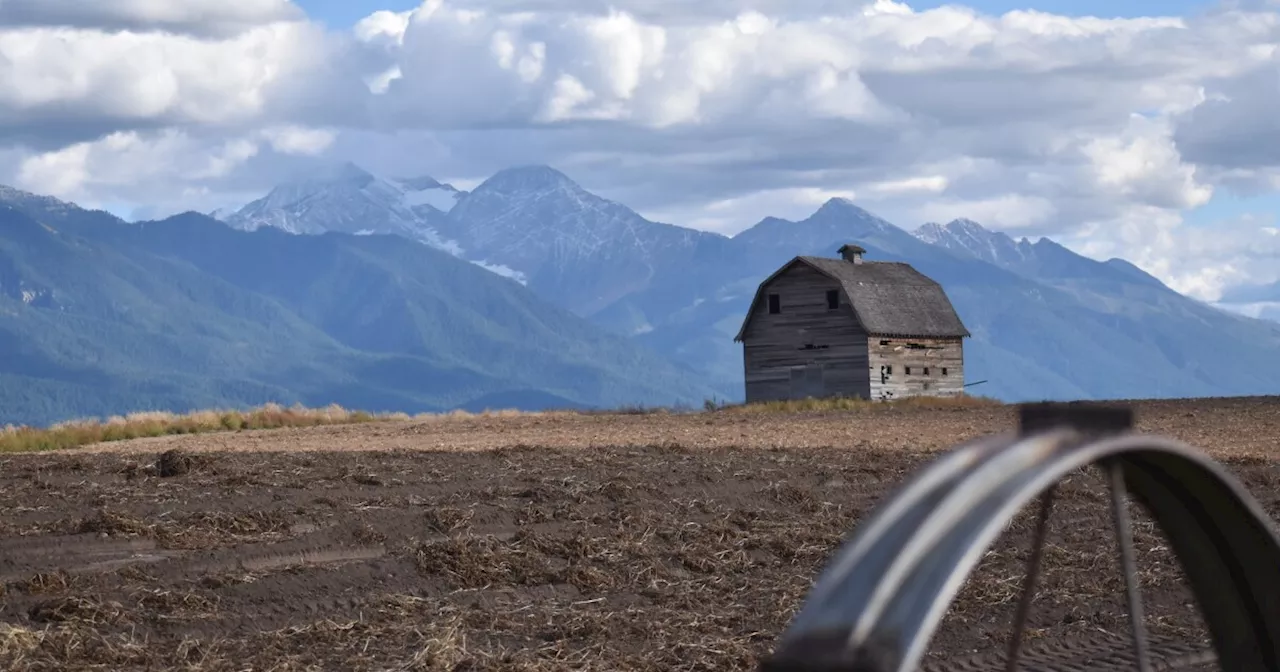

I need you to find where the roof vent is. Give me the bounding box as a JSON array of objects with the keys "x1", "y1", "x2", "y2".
[{"x1": 838, "y1": 244, "x2": 866, "y2": 264}]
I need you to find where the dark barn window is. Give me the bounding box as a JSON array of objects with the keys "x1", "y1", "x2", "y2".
[
  {"x1": 905, "y1": 366, "x2": 912, "y2": 375},
  {"x1": 942, "y1": 367, "x2": 949, "y2": 376},
  {"x1": 924, "y1": 367, "x2": 930, "y2": 375},
  {"x1": 826, "y1": 289, "x2": 839, "y2": 309},
  {"x1": 768, "y1": 293, "x2": 781, "y2": 314}
]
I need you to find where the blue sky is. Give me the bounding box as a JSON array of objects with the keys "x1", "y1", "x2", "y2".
[
  {"x1": 907, "y1": 0, "x2": 1214, "y2": 15},
  {"x1": 1185, "y1": 193, "x2": 1280, "y2": 229},
  {"x1": 294, "y1": 0, "x2": 1218, "y2": 27},
  {"x1": 295, "y1": 0, "x2": 418, "y2": 27}
]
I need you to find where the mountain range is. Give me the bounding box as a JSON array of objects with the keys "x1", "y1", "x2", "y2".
[
  {"x1": 212, "y1": 163, "x2": 1280, "y2": 402},
  {"x1": 0, "y1": 192, "x2": 720, "y2": 427},
  {"x1": 2, "y1": 162, "x2": 1278, "y2": 425}
]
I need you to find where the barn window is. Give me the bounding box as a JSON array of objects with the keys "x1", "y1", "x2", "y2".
[
  {"x1": 942, "y1": 367, "x2": 949, "y2": 376},
  {"x1": 924, "y1": 367, "x2": 930, "y2": 376},
  {"x1": 826, "y1": 289, "x2": 839, "y2": 310},
  {"x1": 905, "y1": 366, "x2": 912, "y2": 375},
  {"x1": 885, "y1": 365, "x2": 892, "y2": 375},
  {"x1": 768, "y1": 293, "x2": 780, "y2": 314}
]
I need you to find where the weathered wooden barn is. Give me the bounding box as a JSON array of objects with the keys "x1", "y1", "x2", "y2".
[{"x1": 733, "y1": 244, "x2": 970, "y2": 403}]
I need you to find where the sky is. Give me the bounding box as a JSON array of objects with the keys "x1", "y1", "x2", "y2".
[{"x1": 1, "y1": 0, "x2": 1280, "y2": 304}]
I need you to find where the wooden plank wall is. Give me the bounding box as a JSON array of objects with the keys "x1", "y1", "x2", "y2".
[
  {"x1": 741, "y1": 264, "x2": 870, "y2": 402},
  {"x1": 868, "y1": 337, "x2": 964, "y2": 400}
]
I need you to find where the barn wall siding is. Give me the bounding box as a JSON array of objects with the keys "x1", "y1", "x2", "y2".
[
  {"x1": 867, "y1": 337, "x2": 965, "y2": 400},
  {"x1": 741, "y1": 265, "x2": 870, "y2": 403}
]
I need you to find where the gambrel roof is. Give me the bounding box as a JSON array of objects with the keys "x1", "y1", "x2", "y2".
[{"x1": 733, "y1": 254, "x2": 971, "y2": 342}]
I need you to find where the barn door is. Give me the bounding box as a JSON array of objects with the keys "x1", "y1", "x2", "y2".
[{"x1": 790, "y1": 363, "x2": 825, "y2": 399}]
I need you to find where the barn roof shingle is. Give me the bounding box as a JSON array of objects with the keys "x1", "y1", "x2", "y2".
[{"x1": 733, "y1": 253, "x2": 970, "y2": 341}]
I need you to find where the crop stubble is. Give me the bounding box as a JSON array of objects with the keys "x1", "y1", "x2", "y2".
[{"x1": 1, "y1": 397, "x2": 1278, "y2": 670}]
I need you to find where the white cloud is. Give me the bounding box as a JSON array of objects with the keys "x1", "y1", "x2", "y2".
[
  {"x1": 1063, "y1": 209, "x2": 1280, "y2": 300},
  {"x1": 861, "y1": 175, "x2": 949, "y2": 197},
  {"x1": 0, "y1": 0, "x2": 302, "y2": 36},
  {"x1": 353, "y1": 9, "x2": 413, "y2": 45},
  {"x1": 0, "y1": 20, "x2": 335, "y2": 134},
  {"x1": 911, "y1": 194, "x2": 1059, "y2": 230},
  {"x1": 16, "y1": 143, "x2": 90, "y2": 198},
  {"x1": 1080, "y1": 115, "x2": 1213, "y2": 210},
  {"x1": 367, "y1": 3, "x2": 918, "y2": 129},
  {"x1": 261, "y1": 126, "x2": 336, "y2": 155},
  {"x1": 12, "y1": 130, "x2": 263, "y2": 216},
  {"x1": 2, "y1": 0, "x2": 1280, "y2": 299}
]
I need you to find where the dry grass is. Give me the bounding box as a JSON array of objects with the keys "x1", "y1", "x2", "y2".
[
  {"x1": 1, "y1": 392, "x2": 1004, "y2": 454},
  {"x1": 0, "y1": 404, "x2": 576, "y2": 454},
  {"x1": 0, "y1": 403, "x2": 386, "y2": 453},
  {"x1": 0, "y1": 624, "x2": 44, "y2": 660},
  {"x1": 718, "y1": 393, "x2": 1001, "y2": 414},
  {"x1": 61, "y1": 509, "x2": 296, "y2": 550}
]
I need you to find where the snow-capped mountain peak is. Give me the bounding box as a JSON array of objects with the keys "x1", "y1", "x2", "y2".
[
  {"x1": 728, "y1": 196, "x2": 918, "y2": 255},
  {"x1": 223, "y1": 162, "x2": 465, "y2": 250},
  {"x1": 444, "y1": 164, "x2": 648, "y2": 256},
  {"x1": 474, "y1": 165, "x2": 580, "y2": 197},
  {"x1": 433, "y1": 164, "x2": 725, "y2": 315},
  {"x1": 941, "y1": 217, "x2": 987, "y2": 237},
  {"x1": 393, "y1": 176, "x2": 464, "y2": 215},
  {"x1": 207, "y1": 207, "x2": 235, "y2": 222},
  {"x1": 214, "y1": 163, "x2": 534, "y2": 284},
  {"x1": 915, "y1": 218, "x2": 1033, "y2": 265},
  {"x1": 808, "y1": 197, "x2": 898, "y2": 233},
  {"x1": 817, "y1": 196, "x2": 859, "y2": 212},
  {"x1": 916, "y1": 217, "x2": 998, "y2": 243},
  {"x1": 0, "y1": 184, "x2": 83, "y2": 217}
]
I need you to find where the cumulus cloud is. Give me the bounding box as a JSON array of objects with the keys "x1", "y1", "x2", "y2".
[
  {"x1": 4, "y1": 0, "x2": 1280, "y2": 300},
  {"x1": 261, "y1": 126, "x2": 336, "y2": 155},
  {"x1": 0, "y1": 0, "x2": 303, "y2": 36},
  {"x1": 0, "y1": 20, "x2": 347, "y2": 151},
  {"x1": 369, "y1": 2, "x2": 910, "y2": 129},
  {"x1": 13, "y1": 130, "x2": 260, "y2": 201},
  {"x1": 1173, "y1": 61, "x2": 1280, "y2": 171},
  {"x1": 352, "y1": 3, "x2": 1259, "y2": 221},
  {"x1": 1064, "y1": 209, "x2": 1280, "y2": 301}
]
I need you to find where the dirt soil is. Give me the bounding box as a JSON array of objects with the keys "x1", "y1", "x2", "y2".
[{"x1": 2, "y1": 397, "x2": 1279, "y2": 671}]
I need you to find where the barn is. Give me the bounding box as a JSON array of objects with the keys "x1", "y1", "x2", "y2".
[{"x1": 733, "y1": 244, "x2": 970, "y2": 403}]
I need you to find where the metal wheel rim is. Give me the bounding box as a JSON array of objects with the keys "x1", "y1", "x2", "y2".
[{"x1": 764, "y1": 429, "x2": 1280, "y2": 672}]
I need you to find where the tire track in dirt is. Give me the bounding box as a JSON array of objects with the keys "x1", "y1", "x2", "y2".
[
  {"x1": 0, "y1": 534, "x2": 178, "y2": 582},
  {"x1": 0, "y1": 508, "x2": 554, "y2": 639},
  {"x1": 922, "y1": 631, "x2": 1215, "y2": 671}
]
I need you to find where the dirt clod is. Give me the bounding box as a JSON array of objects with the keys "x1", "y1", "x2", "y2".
[{"x1": 156, "y1": 449, "x2": 193, "y2": 477}]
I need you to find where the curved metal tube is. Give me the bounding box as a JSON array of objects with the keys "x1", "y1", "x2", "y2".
[
  {"x1": 768, "y1": 430, "x2": 1280, "y2": 672},
  {"x1": 785, "y1": 430, "x2": 1022, "y2": 645},
  {"x1": 776, "y1": 429, "x2": 1079, "y2": 659},
  {"x1": 1118, "y1": 445, "x2": 1280, "y2": 672}
]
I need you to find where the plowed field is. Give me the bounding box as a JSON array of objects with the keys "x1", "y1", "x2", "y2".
[{"x1": 2, "y1": 397, "x2": 1278, "y2": 670}]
